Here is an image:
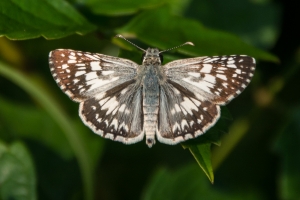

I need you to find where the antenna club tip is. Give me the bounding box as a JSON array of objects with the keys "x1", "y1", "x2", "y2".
[
  {"x1": 185, "y1": 42, "x2": 195, "y2": 46},
  {"x1": 115, "y1": 34, "x2": 124, "y2": 38}
]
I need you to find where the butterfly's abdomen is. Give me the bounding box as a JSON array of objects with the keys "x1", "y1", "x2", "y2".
[{"x1": 143, "y1": 66, "x2": 159, "y2": 148}]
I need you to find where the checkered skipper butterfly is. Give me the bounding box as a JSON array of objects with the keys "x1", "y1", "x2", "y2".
[{"x1": 49, "y1": 35, "x2": 255, "y2": 148}]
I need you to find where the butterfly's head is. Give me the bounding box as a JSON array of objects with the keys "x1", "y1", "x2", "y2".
[
  {"x1": 115, "y1": 34, "x2": 194, "y2": 66},
  {"x1": 142, "y1": 48, "x2": 163, "y2": 65}
]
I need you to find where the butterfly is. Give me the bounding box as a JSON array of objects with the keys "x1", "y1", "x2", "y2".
[{"x1": 49, "y1": 35, "x2": 255, "y2": 147}]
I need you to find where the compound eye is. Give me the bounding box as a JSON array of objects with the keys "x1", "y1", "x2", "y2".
[
  {"x1": 141, "y1": 52, "x2": 146, "y2": 61},
  {"x1": 159, "y1": 54, "x2": 163, "y2": 63}
]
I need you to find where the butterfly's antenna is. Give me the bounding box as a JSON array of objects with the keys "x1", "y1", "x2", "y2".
[
  {"x1": 159, "y1": 42, "x2": 194, "y2": 53},
  {"x1": 115, "y1": 34, "x2": 146, "y2": 52}
]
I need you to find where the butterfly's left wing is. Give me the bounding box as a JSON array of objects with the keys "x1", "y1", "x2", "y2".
[
  {"x1": 49, "y1": 49, "x2": 138, "y2": 102},
  {"x1": 49, "y1": 49, "x2": 145, "y2": 144},
  {"x1": 157, "y1": 55, "x2": 255, "y2": 144}
]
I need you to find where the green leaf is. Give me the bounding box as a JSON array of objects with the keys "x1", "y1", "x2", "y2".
[
  {"x1": 187, "y1": 144, "x2": 214, "y2": 183},
  {"x1": 117, "y1": 6, "x2": 278, "y2": 62},
  {"x1": 142, "y1": 164, "x2": 264, "y2": 200},
  {"x1": 181, "y1": 106, "x2": 233, "y2": 182},
  {"x1": 0, "y1": 0, "x2": 96, "y2": 40},
  {"x1": 85, "y1": 0, "x2": 191, "y2": 16},
  {"x1": 0, "y1": 141, "x2": 36, "y2": 200},
  {"x1": 86, "y1": 0, "x2": 164, "y2": 16},
  {"x1": 274, "y1": 108, "x2": 300, "y2": 200},
  {"x1": 185, "y1": 0, "x2": 281, "y2": 49}
]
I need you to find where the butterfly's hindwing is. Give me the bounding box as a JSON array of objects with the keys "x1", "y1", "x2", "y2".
[
  {"x1": 49, "y1": 49, "x2": 138, "y2": 102},
  {"x1": 157, "y1": 82, "x2": 220, "y2": 144},
  {"x1": 79, "y1": 80, "x2": 144, "y2": 144},
  {"x1": 165, "y1": 55, "x2": 256, "y2": 105}
]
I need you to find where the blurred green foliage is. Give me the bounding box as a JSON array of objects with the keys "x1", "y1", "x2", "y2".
[
  {"x1": 0, "y1": 0, "x2": 299, "y2": 200},
  {"x1": 0, "y1": 141, "x2": 36, "y2": 200},
  {"x1": 142, "y1": 164, "x2": 263, "y2": 200}
]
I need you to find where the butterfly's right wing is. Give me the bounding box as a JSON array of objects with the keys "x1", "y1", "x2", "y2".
[
  {"x1": 164, "y1": 55, "x2": 256, "y2": 105},
  {"x1": 157, "y1": 55, "x2": 255, "y2": 144},
  {"x1": 157, "y1": 82, "x2": 220, "y2": 144}
]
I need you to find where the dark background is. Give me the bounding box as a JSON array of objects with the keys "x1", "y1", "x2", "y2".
[{"x1": 1, "y1": 0, "x2": 300, "y2": 200}]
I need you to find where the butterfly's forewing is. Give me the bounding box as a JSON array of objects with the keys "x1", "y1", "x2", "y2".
[
  {"x1": 49, "y1": 49, "x2": 145, "y2": 144},
  {"x1": 164, "y1": 55, "x2": 256, "y2": 105},
  {"x1": 49, "y1": 49, "x2": 138, "y2": 102},
  {"x1": 157, "y1": 55, "x2": 256, "y2": 144}
]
